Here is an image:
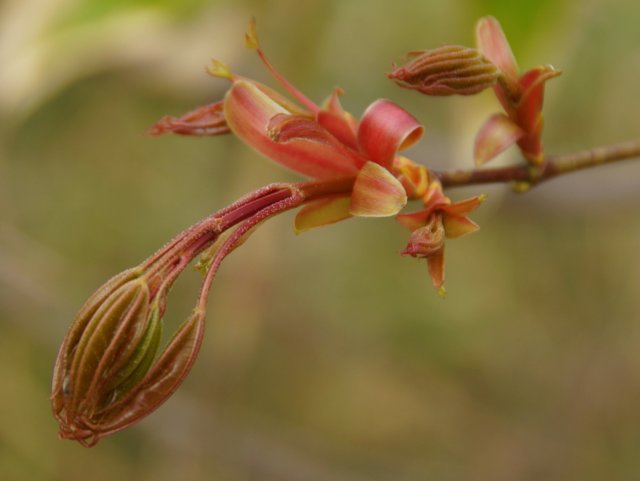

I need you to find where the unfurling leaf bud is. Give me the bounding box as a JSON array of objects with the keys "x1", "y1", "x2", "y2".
[
  {"x1": 51, "y1": 270, "x2": 155, "y2": 445},
  {"x1": 147, "y1": 100, "x2": 230, "y2": 137},
  {"x1": 401, "y1": 214, "x2": 446, "y2": 257},
  {"x1": 51, "y1": 265, "x2": 206, "y2": 447},
  {"x1": 388, "y1": 45, "x2": 500, "y2": 96}
]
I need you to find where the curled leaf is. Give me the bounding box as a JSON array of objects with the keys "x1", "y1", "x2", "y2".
[
  {"x1": 225, "y1": 80, "x2": 363, "y2": 179},
  {"x1": 357, "y1": 99, "x2": 424, "y2": 169}
]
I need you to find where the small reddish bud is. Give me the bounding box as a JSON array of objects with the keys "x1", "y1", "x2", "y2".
[
  {"x1": 402, "y1": 214, "x2": 445, "y2": 257},
  {"x1": 148, "y1": 100, "x2": 230, "y2": 137},
  {"x1": 388, "y1": 46, "x2": 500, "y2": 96}
]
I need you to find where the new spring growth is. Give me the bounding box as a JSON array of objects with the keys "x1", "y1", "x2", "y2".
[
  {"x1": 51, "y1": 257, "x2": 206, "y2": 446},
  {"x1": 387, "y1": 17, "x2": 561, "y2": 168},
  {"x1": 53, "y1": 18, "x2": 487, "y2": 446},
  {"x1": 388, "y1": 45, "x2": 500, "y2": 96},
  {"x1": 474, "y1": 16, "x2": 561, "y2": 166}
]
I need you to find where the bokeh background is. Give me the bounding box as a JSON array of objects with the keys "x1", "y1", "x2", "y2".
[{"x1": 1, "y1": 0, "x2": 640, "y2": 480}]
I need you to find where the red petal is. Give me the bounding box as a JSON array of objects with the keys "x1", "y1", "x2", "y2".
[
  {"x1": 473, "y1": 113, "x2": 523, "y2": 165},
  {"x1": 475, "y1": 16, "x2": 519, "y2": 89},
  {"x1": 350, "y1": 161, "x2": 407, "y2": 217},
  {"x1": 224, "y1": 80, "x2": 362, "y2": 179},
  {"x1": 357, "y1": 99, "x2": 424, "y2": 169}
]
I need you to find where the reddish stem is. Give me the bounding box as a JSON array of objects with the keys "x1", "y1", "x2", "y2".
[
  {"x1": 434, "y1": 139, "x2": 640, "y2": 189},
  {"x1": 140, "y1": 178, "x2": 355, "y2": 291}
]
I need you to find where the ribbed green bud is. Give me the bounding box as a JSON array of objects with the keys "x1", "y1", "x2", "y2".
[
  {"x1": 51, "y1": 271, "x2": 163, "y2": 446},
  {"x1": 388, "y1": 45, "x2": 499, "y2": 96}
]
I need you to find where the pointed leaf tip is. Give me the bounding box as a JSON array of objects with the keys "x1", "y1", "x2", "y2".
[
  {"x1": 443, "y1": 214, "x2": 479, "y2": 238},
  {"x1": 244, "y1": 17, "x2": 259, "y2": 50},
  {"x1": 350, "y1": 162, "x2": 407, "y2": 217},
  {"x1": 207, "y1": 59, "x2": 233, "y2": 80}
]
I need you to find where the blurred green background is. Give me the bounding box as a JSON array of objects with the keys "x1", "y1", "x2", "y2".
[{"x1": 1, "y1": 0, "x2": 640, "y2": 480}]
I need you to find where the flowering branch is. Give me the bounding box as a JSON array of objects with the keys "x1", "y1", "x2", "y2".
[
  {"x1": 51, "y1": 15, "x2": 640, "y2": 447},
  {"x1": 435, "y1": 139, "x2": 640, "y2": 189}
]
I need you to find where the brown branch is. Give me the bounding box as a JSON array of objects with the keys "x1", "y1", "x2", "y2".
[{"x1": 434, "y1": 139, "x2": 640, "y2": 189}]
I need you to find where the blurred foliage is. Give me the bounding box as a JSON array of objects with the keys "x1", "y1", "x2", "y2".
[{"x1": 1, "y1": 0, "x2": 640, "y2": 480}]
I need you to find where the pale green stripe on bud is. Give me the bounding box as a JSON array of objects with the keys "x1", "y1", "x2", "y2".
[{"x1": 388, "y1": 45, "x2": 500, "y2": 96}]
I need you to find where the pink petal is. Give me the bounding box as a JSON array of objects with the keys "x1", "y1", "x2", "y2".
[
  {"x1": 350, "y1": 161, "x2": 407, "y2": 217},
  {"x1": 443, "y1": 214, "x2": 479, "y2": 238},
  {"x1": 475, "y1": 16, "x2": 519, "y2": 88},
  {"x1": 473, "y1": 113, "x2": 523, "y2": 165},
  {"x1": 294, "y1": 196, "x2": 352, "y2": 233},
  {"x1": 357, "y1": 99, "x2": 424, "y2": 169},
  {"x1": 224, "y1": 80, "x2": 362, "y2": 179}
]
